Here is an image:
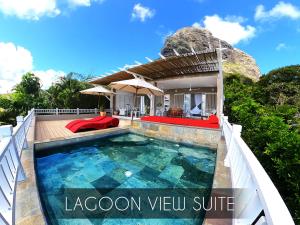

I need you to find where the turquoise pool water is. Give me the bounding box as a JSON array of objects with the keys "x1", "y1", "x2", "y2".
[{"x1": 35, "y1": 133, "x2": 216, "y2": 225}]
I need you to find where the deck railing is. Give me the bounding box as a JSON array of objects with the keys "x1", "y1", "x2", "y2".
[
  {"x1": 220, "y1": 115, "x2": 295, "y2": 225},
  {"x1": 34, "y1": 108, "x2": 100, "y2": 115},
  {"x1": 0, "y1": 109, "x2": 34, "y2": 225}
]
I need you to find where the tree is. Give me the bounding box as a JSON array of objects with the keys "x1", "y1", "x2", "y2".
[
  {"x1": 14, "y1": 72, "x2": 41, "y2": 97},
  {"x1": 47, "y1": 73, "x2": 102, "y2": 108},
  {"x1": 224, "y1": 71, "x2": 300, "y2": 220}
]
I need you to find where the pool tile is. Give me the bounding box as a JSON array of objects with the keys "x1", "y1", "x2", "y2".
[
  {"x1": 91, "y1": 175, "x2": 121, "y2": 189},
  {"x1": 109, "y1": 167, "x2": 129, "y2": 183},
  {"x1": 158, "y1": 165, "x2": 184, "y2": 183},
  {"x1": 35, "y1": 133, "x2": 216, "y2": 225}
]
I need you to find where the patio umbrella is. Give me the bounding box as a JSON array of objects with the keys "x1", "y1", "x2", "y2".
[
  {"x1": 80, "y1": 86, "x2": 114, "y2": 108},
  {"x1": 110, "y1": 78, "x2": 164, "y2": 120}
]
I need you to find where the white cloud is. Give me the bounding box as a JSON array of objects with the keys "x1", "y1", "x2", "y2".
[
  {"x1": 0, "y1": 42, "x2": 65, "y2": 93},
  {"x1": 34, "y1": 69, "x2": 66, "y2": 89},
  {"x1": 193, "y1": 15, "x2": 256, "y2": 45},
  {"x1": 131, "y1": 3, "x2": 155, "y2": 22},
  {"x1": 255, "y1": 2, "x2": 300, "y2": 21},
  {"x1": 67, "y1": 0, "x2": 104, "y2": 8},
  {"x1": 0, "y1": 0, "x2": 106, "y2": 20},
  {"x1": 0, "y1": 0, "x2": 60, "y2": 20},
  {"x1": 0, "y1": 42, "x2": 33, "y2": 93},
  {"x1": 275, "y1": 43, "x2": 287, "y2": 51}
]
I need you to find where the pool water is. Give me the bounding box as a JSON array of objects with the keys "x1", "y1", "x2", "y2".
[{"x1": 35, "y1": 133, "x2": 216, "y2": 225}]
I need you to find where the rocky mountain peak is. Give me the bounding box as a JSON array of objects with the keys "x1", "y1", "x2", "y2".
[{"x1": 161, "y1": 27, "x2": 261, "y2": 81}]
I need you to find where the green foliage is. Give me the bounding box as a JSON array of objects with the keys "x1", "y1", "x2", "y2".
[
  {"x1": 224, "y1": 66, "x2": 300, "y2": 220},
  {"x1": 47, "y1": 73, "x2": 103, "y2": 109},
  {"x1": 14, "y1": 72, "x2": 41, "y2": 96},
  {"x1": 0, "y1": 72, "x2": 104, "y2": 125}
]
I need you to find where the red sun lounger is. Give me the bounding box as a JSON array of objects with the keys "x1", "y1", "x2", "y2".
[
  {"x1": 67, "y1": 117, "x2": 119, "y2": 133},
  {"x1": 65, "y1": 116, "x2": 106, "y2": 129},
  {"x1": 141, "y1": 115, "x2": 219, "y2": 129}
]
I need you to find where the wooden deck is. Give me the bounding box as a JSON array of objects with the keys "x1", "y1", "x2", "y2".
[{"x1": 35, "y1": 118, "x2": 131, "y2": 142}]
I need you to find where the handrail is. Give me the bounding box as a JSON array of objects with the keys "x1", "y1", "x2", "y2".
[
  {"x1": 34, "y1": 108, "x2": 109, "y2": 115},
  {"x1": 0, "y1": 109, "x2": 35, "y2": 225},
  {"x1": 220, "y1": 115, "x2": 295, "y2": 225}
]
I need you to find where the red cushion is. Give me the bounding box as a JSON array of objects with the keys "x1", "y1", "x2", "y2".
[
  {"x1": 141, "y1": 116, "x2": 219, "y2": 129},
  {"x1": 67, "y1": 117, "x2": 119, "y2": 133},
  {"x1": 65, "y1": 116, "x2": 106, "y2": 129},
  {"x1": 208, "y1": 115, "x2": 219, "y2": 124}
]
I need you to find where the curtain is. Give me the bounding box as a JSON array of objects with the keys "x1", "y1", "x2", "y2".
[
  {"x1": 174, "y1": 94, "x2": 184, "y2": 108},
  {"x1": 140, "y1": 96, "x2": 145, "y2": 114},
  {"x1": 194, "y1": 94, "x2": 202, "y2": 106},
  {"x1": 190, "y1": 94, "x2": 202, "y2": 115}
]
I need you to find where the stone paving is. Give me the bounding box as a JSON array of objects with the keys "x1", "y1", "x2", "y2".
[{"x1": 15, "y1": 117, "x2": 46, "y2": 225}]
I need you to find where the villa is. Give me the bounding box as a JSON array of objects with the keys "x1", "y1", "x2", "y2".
[
  {"x1": 0, "y1": 50, "x2": 295, "y2": 225},
  {"x1": 90, "y1": 49, "x2": 223, "y2": 119}
]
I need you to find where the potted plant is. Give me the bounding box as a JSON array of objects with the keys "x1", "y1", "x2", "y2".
[{"x1": 99, "y1": 105, "x2": 106, "y2": 116}]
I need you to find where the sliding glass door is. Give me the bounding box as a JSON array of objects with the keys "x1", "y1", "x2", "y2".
[{"x1": 174, "y1": 94, "x2": 184, "y2": 108}]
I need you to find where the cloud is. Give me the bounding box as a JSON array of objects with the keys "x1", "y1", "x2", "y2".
[
  {"x1": 34, "y1": 69, "x2": 66, "y2": 89},
  {"x1": 0, "y1": 0, "x2": 60, "y2": 20},
  {"x1": 0, "y1": 0, "x2": 105, "y2": 20},
  {"x1": 193, "y1": 15, "x2": 256, "y2": 45},
  {"x1": 0, "y1": 42, "x2": 65, "y2": 93},
  {"x1": 255, "y1": 2, "x2": 300, "y2": 21},
  {"x1": 0, "y1": 42, "x2": 33, "y2": 93},
  {"x1": 67, "y1": 0, "x2": 104, "y2": 8},
  {"x1": 275, "y1": 43, "x2": 287, "y2": 51},
  {"x1": 131, "y1": 3, "x2": 155, "y2": 22}
]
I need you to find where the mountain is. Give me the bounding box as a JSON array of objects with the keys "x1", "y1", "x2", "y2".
[{"x1": 161, "y1": 27, "x2": 261, "y2": 81}]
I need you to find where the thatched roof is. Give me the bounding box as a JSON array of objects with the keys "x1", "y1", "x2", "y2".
[{"x1": 90, "y1": 50, "x2": 219, "y2": 85}]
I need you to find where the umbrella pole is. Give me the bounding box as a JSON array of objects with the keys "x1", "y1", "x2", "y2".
[
  {"x1": 132, "y1": 88, "x2": 138, "y2": 121},
  {"x1": 98, "y1": 95, "x2": 100, "y2": 109}
]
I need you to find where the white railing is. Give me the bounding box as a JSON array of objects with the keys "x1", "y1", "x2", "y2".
[
  {"x1": 0, "y1": 109, "x2": 34, "y2": 225},
  {"x1": 220, "y1": 115, "x2": 295, "y2": 225},
  {"x1": 34, "y1": 108, "x2": 101, "y2": 115},
  {"x1": 34, "y1": 108, "x2": 112, "y2": 115}
]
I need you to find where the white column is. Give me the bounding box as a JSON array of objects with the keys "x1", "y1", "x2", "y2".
[
  {"x1": 140, "y1": 96, "x2": 145, "y2": 115},
  {"x1": 216, "y1": 47, "x2": 224, "y2": 118},
  {"x1": 150, "y1": 95, "x2": 155, "y2": 116},
  {"x1": 201, "y1": 94, "x2": 206, "y2": 116},
  {"x1": 16, "y1": 116, "x2": 24, "y2": 126}
]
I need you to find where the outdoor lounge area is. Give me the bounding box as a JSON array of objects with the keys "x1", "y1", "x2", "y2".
[{"x1": 90, "y1": 50, "x2": 223, "y2": 120}]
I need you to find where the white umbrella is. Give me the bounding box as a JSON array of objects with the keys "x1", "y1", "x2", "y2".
[
  {"x1": 110, "y1": 78, "x2": 163, "y2": 96},
  {"x1": 80, "y1": 86, "x2": 114, "y2": 96},
  {"x1": 80, "y1": 86, "x2": 114, "y2": 108},
  {"x1": 110, "y1": 78, "x2": 163, "y2": 119}
]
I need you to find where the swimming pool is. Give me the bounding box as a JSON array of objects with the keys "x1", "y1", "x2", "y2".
[{"x1": 35, "y1": 133, "x2": 216, "y2": 225}]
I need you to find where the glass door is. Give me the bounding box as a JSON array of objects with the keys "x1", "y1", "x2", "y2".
[{"x1": 184, "y1": 94, "x2": 191, "y2": 114}]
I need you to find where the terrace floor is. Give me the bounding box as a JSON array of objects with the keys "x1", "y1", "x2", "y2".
[{"x1": 35, "y1": 117, "x2": 131, "y2": 142}]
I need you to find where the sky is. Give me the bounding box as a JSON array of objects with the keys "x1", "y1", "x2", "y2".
[{"x1": 0, "y1": 0, "x2": 300, "y2": 93}]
